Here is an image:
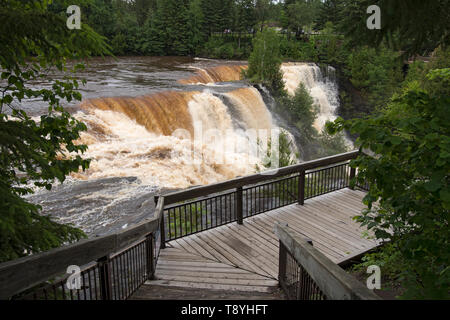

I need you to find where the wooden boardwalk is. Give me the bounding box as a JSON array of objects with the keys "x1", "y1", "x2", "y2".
[{"x1": 131, "y1": 189, "x2": 377, "y2": 299}]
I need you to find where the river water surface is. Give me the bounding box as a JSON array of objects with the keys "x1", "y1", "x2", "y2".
[{"x1": 24, "y1": 57, "x2": 344, "y2": 236}]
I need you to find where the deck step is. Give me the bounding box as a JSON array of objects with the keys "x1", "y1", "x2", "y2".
[
  {"x1": 146, "y1": 247, "x2": 279, "y2": 294},
  {"x1": 131, "y1": 283, "x2": 285, "y2": 300}
]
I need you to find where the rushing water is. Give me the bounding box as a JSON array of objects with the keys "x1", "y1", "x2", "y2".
[{"x1": 24, "y1": 57, "x2": 345, "y2": 236}]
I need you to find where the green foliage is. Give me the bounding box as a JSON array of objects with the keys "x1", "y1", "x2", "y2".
[
  {"x1": 338, "y1": 0, "x2": 449, "y2": 56},
  {"x1": 149, "y1": 0, "x2": 191, "y2": 56},
  {"x1": 315, "y1": 131, "x2": 348, "y2": 158},
  {"x1": 326, "y1": 69, "x2": 450, "y2": 299},
  {"x1": 314, "y1": 22, "x2": 345, "y2": 64},
  {"x1": 187, "y1": 0, "x2": 206, "y2": 54},
  {"x1": 346, "y1": 46, "x2": 404, "y2": 109},
  {"x1": 281, "y1": 0, "x2": 320, "y2": 38},
  {"x1": 276, "y1": 84, "x2": 318, "y2": 142},
  {"x1": 279, "y1": 38, "x2": 318, "y2": 62},
  {"x1": 247, "y1": 29, "x2": 285, "y2": 95},
  {"x1": 315, "y1": 0, "x2": 342, "y2": 31},
  {"x1": 352, "y1": 243, "x2": 408, "y2": 295},
  {"x1": 405, "y1": 46, "x2": 450, "y2": 97},
  {"x1": 201, "y1": 0, "x2": 233, "y2": 35},
  {"x1": 259, "y1": 131, "x2": 298, "y2": 171},
  {"x1": 0, "y1": 0, "x2": 109, "y2": 262},
  {"x1": 199, "y1": 37, "x2": 250, "y2": 60}
]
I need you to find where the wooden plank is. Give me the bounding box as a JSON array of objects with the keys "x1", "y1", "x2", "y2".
[
  {"x1": 156, "y1": 274, "x2": 278, "y2": 287},
  {"x1": 196, "y1": 229, "x2": 273, "y2": 278},
  {"x1": 144, "y1": 280, "x2": 275, "y2": 293},
  {"x1": 184, "y1": 233, "x2": 237, "y2": 266},
  {"x1": 156, "y1": 265, "x2": 253, "y2": 274},
  {"x1": 253, "y1": 208, "x2": 353, "y2": 254},
  {"x1": 281, "y1": 205, "x2": 374, "y2": 246},
  {"x1": 212, "y1": 227, "x2": 279, "y2": 278},
  {"x1": 172, "y1": 237, "x2": 219, "y2": 262},
  {"x1": 221, "y1": 224, "x2": 279, "y2": 259},
  {"x1": 156, "y1": 270, "x2": 273, "y2": 280},
  {"x1": 254, "y1": 211, "x2": 346, "y2": 260},
  {"x1": 277, "y1": 206, "x2": 370, "y2": 251},
  {"x1": 131, "y1": 284, "x2": 284, "y2": 300}
]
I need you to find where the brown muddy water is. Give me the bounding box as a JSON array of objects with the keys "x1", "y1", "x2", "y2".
[{"x1": 23, "y1": 57, "x2": 343, "y2": 236}]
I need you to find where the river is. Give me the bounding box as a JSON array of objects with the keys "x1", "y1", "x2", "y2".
[{"x1": 24, "y1": 56, "x2": 345, "y2": 236}]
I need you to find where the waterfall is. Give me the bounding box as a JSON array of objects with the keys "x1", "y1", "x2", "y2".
[
  {"x1": 178, "y1": 65, "x2": 247, "y2": 84},
  {"x1": 30, "y1": 61, "x2": 350, "y2": 235},
  {"x1": 73, "y1": 62, "x2": 345, "y2": 189},
  {"x1": 75, "y1": 86, "x2": 278, "y2": 189},
  {"x1": 281, "y1": 63, "x2": 340, "y2": 133}
]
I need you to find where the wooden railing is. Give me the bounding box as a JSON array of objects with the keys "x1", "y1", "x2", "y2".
[
  {"x1": 0, "y1": 197, "x2": 165, "y2": 300},
  {"x1": 0, "y1": 150, "x2": 367, "y2": 300},
  {"x1": 274, "y1": 223, "x2": 380, "y2": 300},
  {"x1": 160, "y1": 150, "x2": 361, "y2": 243}
]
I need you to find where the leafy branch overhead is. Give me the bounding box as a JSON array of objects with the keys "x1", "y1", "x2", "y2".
[{"x1": 0, "y1": 0, "x2": 109, "y2": 262}]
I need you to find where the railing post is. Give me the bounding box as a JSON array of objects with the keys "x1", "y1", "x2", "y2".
[
  {"x1": 97, "y1": 255, "x2": 112, "y2": 300},
  {"x1": 349, "y1": 167, "x2": 356, "y2": 190},
  {"x1": 278, "y1": 240, "x2": 287, "y2": 291},
  {"x1": 145, "y1": 233, "x2": 155, "y2": 280},
  {"x1": 298, "y1": 170, "x2": 305, "y2": 205},
  {"x1": 155, "y1": 196, "x2": 166, "y2": 249},
  {"x1": 236, "y1": 186, "x2": 243, "y2": 225}
]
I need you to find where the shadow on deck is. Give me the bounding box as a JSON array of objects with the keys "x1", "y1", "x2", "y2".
[{"x1": 131, "y1": 189, "x2": 376, "y2": 300}]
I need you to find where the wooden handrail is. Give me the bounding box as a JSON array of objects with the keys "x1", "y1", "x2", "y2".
[
  {"x1": 164, "y1": 150, "x2": 360, "y2": 205},
  {"x1": 0, "y1": 197, "x2": 165, "y2": 300},
  {"x1": 274, "y1": 223, "x2": 380, "y2": 300}
]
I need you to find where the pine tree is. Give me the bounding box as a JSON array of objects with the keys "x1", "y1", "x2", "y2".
[
  {"x1": 149, "y1": 0, "x2": 190, "y2": 55},
  {"x1": 315, "y1": 0, "x2": 342, "y2": 31},
  {"x1": 187, "y1": 0, "x2": 206, "y2": 54}
]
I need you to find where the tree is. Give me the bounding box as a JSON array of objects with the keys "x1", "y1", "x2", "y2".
[
  {"x1": 326, "y1": 68, "x2": 450, "y2": 299},
  {"x1": 346, "y1": 45, "x2": 404, "y2": 108},
  {"x1": 235, "y1": 0, "x2": 257, "y2": 32},
  {"x1": 276, "y1": 83, "x2": 318, "y2": 143},
  {"x1": 255, "y1": 0, "x2": 270, "y2": 32},
  {"x1": 134, "y1": 0, "x2": 156, "y2": 27},
  {"x1": 259, "y1": 131, "x2": 299, "y2": 171},
  {"x1": 315, "y1": 0, "x2": 342, "y2": 30},
  {"x1": 338, "y1": 0, "x2": 450, "y2": 56},
  {"x1": 201, "y1": 0, "x2": 233, "y2": 35},
  {"x1": 149, "y1": 0, "x2": 191, "y2": 55},
  {"x1": 282, "y1": 0, "x2": 319, "y2": 38},
  {"x1": 187, "y1": 0, "x2": 206, "y2": 54},
  {"x1": 247, "y1": 29, "x2": 285, "y2": 95},
  {"x1": 0, "y1": 0, "x2": 109, "y2": 262}
]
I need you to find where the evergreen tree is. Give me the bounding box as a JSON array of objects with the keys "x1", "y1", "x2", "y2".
[
  {"x1": 235, "y1": 0, "x2": 257, "y2": 34},
  {"x1": 187, "y1": 0, "x2": 206, "y2": 54},
  {"x1": 338, "y1": 0, "x2": 449, "y2": 56},
  {"x1": 134, "y1": 0, "x2": 156, "y2": 27},
  {"x1": 255, "y1": 0, "x2": 271, "y2": 32},
  {"x1": 149, "y1": 0, "x2": 190, "y2": 55},
  {"x1": 315, "y1": 0, "x2": 342, "y2": 31},
  {"x1": 201, "y1": 0, "x2": 233, "y2": 34}
]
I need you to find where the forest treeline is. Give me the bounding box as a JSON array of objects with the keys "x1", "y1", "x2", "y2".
[
  {"x1": 48, "y1": 0, "x2": 350, "y2": 57},
  {"x1": 47, "y1": 0, "x2": 446, "y2": 121}
]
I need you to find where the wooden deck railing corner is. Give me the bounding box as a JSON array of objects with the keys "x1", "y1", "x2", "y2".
[{"x1": 274, "y1": 222, "x2": 380, "y2": 300}]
